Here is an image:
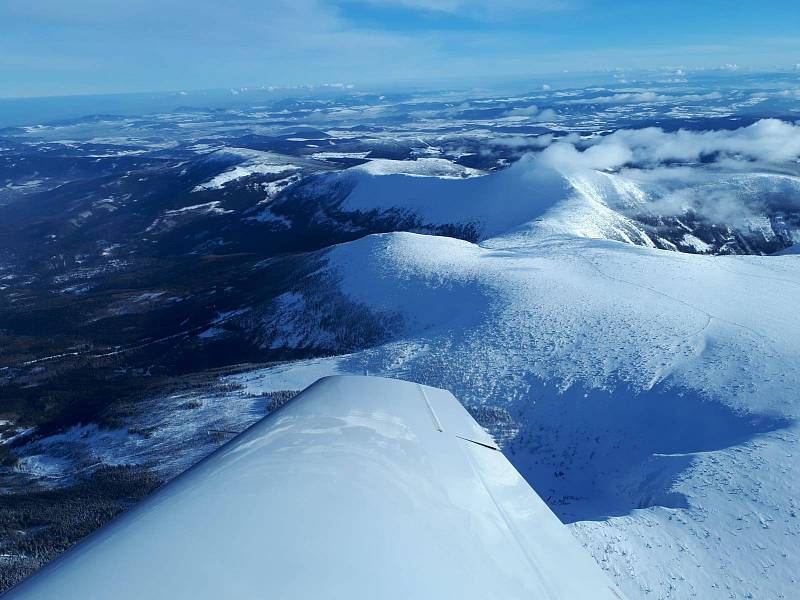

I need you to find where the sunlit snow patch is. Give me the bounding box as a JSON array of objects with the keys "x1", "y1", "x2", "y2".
[
  {"x1": 193, "y1": 148, "x2": 301, "y2": 191},
  {"x1": 352, "y1": 157, "x2": 484, "y2": 178}
]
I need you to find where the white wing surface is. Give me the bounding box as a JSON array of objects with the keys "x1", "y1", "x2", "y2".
[{"x1": 4, "y1": 375, "x2": 626, "y2": 599}]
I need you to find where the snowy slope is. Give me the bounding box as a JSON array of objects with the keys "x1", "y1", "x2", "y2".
[
  {"x1": 290, "y1": 153, "x2": 799, "y2": 254},
  {"x1": 230, "y1": 199, "x2": 800, "y2": 598},
  {"x1": 191, "y1": 147, "x2": 314, "y2": 191},
  {"x1": 323, "y1": 154, "x2": 653, "y2": 243},
  {"x1": 351, "y1": 157, "x2": 484, "y2": 178}
]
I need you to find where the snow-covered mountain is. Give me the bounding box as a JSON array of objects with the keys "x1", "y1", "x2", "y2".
[
  {"x1": 226, "y1": 148, "x2": 800, "y2": 599},
  {"x1": 248, "y1": 245, "x2": 799, "y2": 600},
  {"x1": 266, "y1": 149, "x2": 800, "y2": 257}
]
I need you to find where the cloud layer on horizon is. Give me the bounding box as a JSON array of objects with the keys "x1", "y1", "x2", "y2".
[
  {"x1": 539, "y1": 119, "x2": 800, "y2": 172},
  {"x1": 525, "y1": 119, "x2": 800, "y2": 226}
]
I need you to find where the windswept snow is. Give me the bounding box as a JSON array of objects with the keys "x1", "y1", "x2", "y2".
[
  {"x1": 164, "y1": 201, "x2": 232, "y2": 216},
  {"x1": 14, "y1": 425, "x2": 148, "y2": 482},
  {"x1": 145, "y1": 201, "x2": 234, "y2": 233},
  {"x1": 192, "y1": 148, "x2": 302, "y2": 191},
  {"x1": 193, "y1": 163, "x2": 299, "y2": 191},
  {"x1": 311, "y1": 151, "x2": 370, "y2": 160},
  {"x1": 351, "y1": 157, "x2": 484, "y2": 178},
  {"x1": 681, "y1": 233, "x2": 712, "y2": 252},
  {"x1": 231, "y1": 356, "x2": 348, "y2": 394}
]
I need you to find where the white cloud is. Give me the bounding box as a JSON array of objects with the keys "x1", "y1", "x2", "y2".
[
  {"x1": 490, "y1": 134, "x2": 556, "y2": 149},
  {"x1": 504, "y1": 104, "x2": 559, "y2": 121},
  {"x1": 537, "y1": 140, "x2": 633, "y2": 171},
  {"x1": 522, "y1": 119, "x2": 800, "y2": 227},
  {"x1": 600, "y1": 119, "x2": 800, "y2": 166},
  {"x1": 563, "y1": 91, "x2": 722, "y2": 105},
  {"x1": 532, "y1": 119, "x2": 800, "y2": 174}
]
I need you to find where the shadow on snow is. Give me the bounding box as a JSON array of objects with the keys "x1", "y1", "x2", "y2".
[{"x1": 503, "y1": 380, "x2": 792, "y2": 523}]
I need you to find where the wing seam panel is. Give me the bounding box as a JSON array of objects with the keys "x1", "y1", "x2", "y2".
[
  {"x1": 417, "y1": 384, "x2": 443, "y2": 432},
  {"x1": 458, "y1": 439, "x2": 562, "y2": 600}
]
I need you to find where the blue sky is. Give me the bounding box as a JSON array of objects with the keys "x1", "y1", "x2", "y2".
[{"x1": 1, "y1": 0, "x2": 799, "y2": 98}]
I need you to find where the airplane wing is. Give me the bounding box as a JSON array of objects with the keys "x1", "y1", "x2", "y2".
[{"x1": 3, "y1": 375, "x2": 626, "y2": 599}]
